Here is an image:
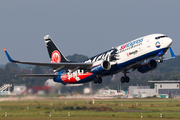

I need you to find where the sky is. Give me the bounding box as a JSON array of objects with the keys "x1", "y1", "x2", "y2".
[{"x1": 0, "y1": 0, "x2": 180, "y2": 64}]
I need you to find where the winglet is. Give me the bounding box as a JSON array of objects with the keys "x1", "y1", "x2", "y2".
[
  {"x1": 4, "y1": 48, "x2": 16, "y2": 62},
  {"x1": 169, "y1": 47, "x2": 176, "y2": 58},
  {"x1": 162, "y1": 47, "x2": 176, "y2": 61}
]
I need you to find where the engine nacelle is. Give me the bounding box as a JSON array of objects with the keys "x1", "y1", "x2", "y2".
[
  {"x1": 137, "y1": 59, "x2": 157, "y2": 73},
  {"x1": 91, "y1": 60, "x2": 111, "y2": 74}
]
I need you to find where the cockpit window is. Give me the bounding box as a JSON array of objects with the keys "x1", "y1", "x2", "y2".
[{"x1": 155, "y1": 36, "x2": 168, "y2": 39}]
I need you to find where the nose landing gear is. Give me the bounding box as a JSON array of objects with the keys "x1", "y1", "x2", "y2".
[{"x1": 158, "y1": 57, "x2": 163, "y2": 63}]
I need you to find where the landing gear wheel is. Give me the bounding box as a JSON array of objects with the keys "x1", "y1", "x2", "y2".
[
  {"x1": 120, "y1": 76, "x2": 130, "y2": 83},
  {"x1": 93, "y1": 79, "x2": 98, "y2": 84},
  {"x1": 159, "y1": 57, "x2": 163, "y2": 63},
  {"x1": 97, "y1": 77, "x2": 102, "y2": 84},
  {"x1": 125, "y1": 76, "x2": 130, "y2": 83},
  {"x1": 93, "y1": 77, "x2": 102, "y2": 84},
  {"x1": 121, "y1": 77, "x2": 126, "y2": 83},
  {"x1": 159, "y1": 59, "x2": 163, "y2": 63}
]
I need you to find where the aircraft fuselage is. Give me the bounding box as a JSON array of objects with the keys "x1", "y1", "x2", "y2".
[{"x1": 54, "y1": 34, "x2": 172, "y2": 84}]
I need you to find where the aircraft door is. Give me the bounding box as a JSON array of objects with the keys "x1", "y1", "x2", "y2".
[{"x1": 147, "y1": 39, "x2": 151, "y2": 48}]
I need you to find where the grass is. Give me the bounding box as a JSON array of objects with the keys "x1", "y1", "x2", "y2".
[{"x1": 0, "y1": 98, "x2": 180, "y2": 119}]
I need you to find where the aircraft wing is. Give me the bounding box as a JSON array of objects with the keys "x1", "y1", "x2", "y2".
[{"x1": 4, "y1": 48, "x2": 92, "y2": 72}]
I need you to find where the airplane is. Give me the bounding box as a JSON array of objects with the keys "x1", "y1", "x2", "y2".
[{"x1": 4, "y1": 33, "x2": 175, "y2": 85}]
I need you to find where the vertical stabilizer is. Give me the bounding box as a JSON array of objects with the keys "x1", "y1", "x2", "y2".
[{"x1": 44, "y1": 35, "x2": 69, "y2": 63}]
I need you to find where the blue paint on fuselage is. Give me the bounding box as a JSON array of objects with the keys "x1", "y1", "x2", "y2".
[
  {"x1": 75, "y1": 74, "x2": 96, "y2": 84},
  {"x1": 53, "y1": 71, "x2": 66, "y2": 84}
]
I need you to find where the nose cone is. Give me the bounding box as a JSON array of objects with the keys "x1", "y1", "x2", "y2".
[
  {"x1": 164, "y1": 38, "x2": 173, "y2": 47},
  {"x1": 168, "y1": 38, "x2": 173, "y2": 47}
]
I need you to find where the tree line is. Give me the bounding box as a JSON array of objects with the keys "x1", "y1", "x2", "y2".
[{"x1": 0, "y1": 54, "x2": 179, "y2": 93}]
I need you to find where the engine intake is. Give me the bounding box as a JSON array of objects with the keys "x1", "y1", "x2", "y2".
[
  {"x1": 91, "y1": 60, "x2": 111, "y2": 74},
  {"x1": 137, "y1": 59, "x2": 157, "y2": 73}
]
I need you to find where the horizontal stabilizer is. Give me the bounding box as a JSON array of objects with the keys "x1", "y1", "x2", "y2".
[{"x1": 16, "y1": 74, "x2": 58, "y2": 78}]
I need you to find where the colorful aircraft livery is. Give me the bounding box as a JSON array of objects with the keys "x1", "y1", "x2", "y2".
[
  {"x1": 4, "y1": 34, "x2": 175, "y2": 85},
  {"x1": 120, "y1": 38, "x2": 143, "y2": 51}
]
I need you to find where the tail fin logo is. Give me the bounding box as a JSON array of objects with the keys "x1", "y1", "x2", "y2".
[{"x1": 51, "y1": 50, "x2": 61, "y2": 63}]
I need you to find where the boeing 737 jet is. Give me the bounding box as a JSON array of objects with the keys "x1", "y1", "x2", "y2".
[{"x1": 4, "y1": 34, "x2": 175, "y2": 85}]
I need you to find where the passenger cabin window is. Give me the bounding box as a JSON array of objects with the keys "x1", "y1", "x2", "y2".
[{"x1": 155, "y1": 36, "x2": 167, "y2": 39}]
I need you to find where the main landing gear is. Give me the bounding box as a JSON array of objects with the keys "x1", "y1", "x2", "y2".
[
  {"x1": 93, "y1": 76, "x2": 102, "y2": 84},
  {"x1": 121, "y1": 76, "x2": 130, "y2": 83},
  {"x1": 120, "y1": 71, "x2": 130, "y2": 83}
]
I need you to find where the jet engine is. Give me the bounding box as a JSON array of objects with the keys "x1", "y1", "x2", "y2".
[
  {"x1": 137, "y1": 59, "x2": 157, "y2": 73},
  {"x1": 91, "y1": 60, "x2": 111, "y2": 74}
]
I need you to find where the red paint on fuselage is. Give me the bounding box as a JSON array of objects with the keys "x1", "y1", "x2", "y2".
[{"x1": 61, "y1": 72, "x2": 93, "y2": 83}]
